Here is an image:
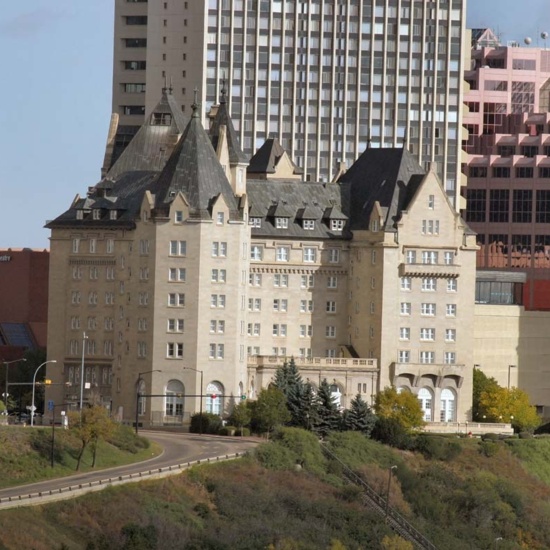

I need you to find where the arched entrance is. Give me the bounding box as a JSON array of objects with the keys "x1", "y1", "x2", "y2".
[
  {"x1": 206, "y1": 381, "x2": 224, "y2": 415},
  {"x1": 165, "y1": 380, "x2": 184, "y2": 418},
  {"x1": 418, "y1": 387, "x2": 433, "y2": 422},
  {"x1": 440, "y1": 388, "x2": 456, "y2": 422}
]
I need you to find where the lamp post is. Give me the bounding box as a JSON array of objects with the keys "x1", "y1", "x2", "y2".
[
  {"x1": 2, "y1": 357, "x2": 27, "y2": 408},
  {"x1": 50, "y1": 403, "x2": 68, "y2": 468},
  {"x1": 31, "y1": 360, "x2": 57, "y2": 426},
  {"x1": 80, "y1": 332, "x2": 88, "y2": 420},
  {"x1": 184, "y1": 366, "x2": 204, "y2": 435},
  {"x1": 385, "y1": 465, "x2": 397, "y2": 521},
  {"x1": 135, "y1": 370, "x2": 161, "y2": 434},
  {"x1": 508, "y1": 364, "x2": 516, "y2": 389}
]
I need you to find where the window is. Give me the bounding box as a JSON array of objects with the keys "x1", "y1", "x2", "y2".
[
  {"x1": 105, "y1": 292, "x2": 115, "y2": 305},
  {"x1": 422, "y1": 251, "x2": 438, "y2": 264},
  {"x1": 276, "y1": 246, "x2": 290, "y2": 261},
  {"x1": 249, "y1": 273, "x2": 262, "y2": 286},
  {"x1": 406, "y1": 250, "x2": 416, "y2": 264},
  {"x1": 421, "y1": 278, "x2": 437, "y2": 291},
  {"x1": 421, "y1": 303, "x2": 436, "y2": 316},
  {"x1": 400, "y1": 302, "x2": 411, "y2": 315},
  {"x1": 168, "y1": 293, "x2": 185, "y2": 307},
  {"x1": 444, "y1": 252, "x2": 454, "y2": 265},
  {"x1": 247, "y1": 323, "x2": 261, "y2": 336},
  {"x1": 175, "y1": 210, "x2": 183, "y2": 223},
  {"x1": 326, "y1": 301, "x2": 337, "y2": 313},
  {"x1": 300, "y1": 300, "x2": 314, "y2": 312},
  {"x1": 303, "y1": 219, "x2": 315, "y2": 230},
  {"x1": 89, "y1": 239, "x2": 97, "y2": 253},
  {"x1": 167, "y1": 343, "x2": 184, "y2": 358},
  {"x1": 447, "y1": 279, "x2": 457, "y2": 292},
  {"x1": 272, "y1": 324, "x2": 287, "y2": 337},
  {"x1": 106, "y1": 239, "x2": 114, "y2": 253},
  {"x1": 401, "y1": 277, "x2": 411, "y2": 291},
  {"x1": 446, "y1": 304, "x2": 457, "y2": 317},
  {"x1": 330, "y1": 219, "x2": 345, "y2": 231},
  {"x1": 444, "y1": 352, "x2": 456, "y2": 364},
  {"x1": 326, "y1": 326, "x2": 336, "y2": 338},
  {"x1": 420, "y1": 351, "x2": 435, "y2": 364},
  {"x1": 169, "y1": 240, "x2": 186, "y2": 256},
  {"x1": 211, "y1": 269, "x2": 227, "y2": 283},
  {"x1": 210, "y1": 294, "x2": 226, "y2": 308},
  {"x1": 421, "y1": 220, "x2": 440, "y2": 235},
  {"x1": 209, "y1": 344, "x2": 225, "y2": 359},
  {"x1": 398, "y1": 350, "x2": 410, "y2": 363},
  {"x1": 300, "y1": 325, "x2": 313, "y2": 337},
  {"x1": 428, "y1": 195, "x2": 435, "y2": 209},
  {"x1": 445, "y1": 329, "x2": 456, "y2": 342},
  {"x1": 250, "y1": 245, "x2": 263, "y2": 260},
  {"x1": 327, "y1": 276, "x2": 338, "y2": 289},
  {"x1": 420, "y1": 328, "x2": 435, "y2": 341},
  {"x1": 273, "y1": 299, "x2": 288, "y2": 312},
  {"x1": 88, "y1": 291, "x2": 98, "y2": 305},
  {"x1": 400, "y1": 327, "x2": 410, "y2": 340},
  {"x1": 300, "y1": 274, "x2": 314, "y2": 288},
  {"x1": 139, "y1": 239, "x2": 149, "y2": 255},
  {"x1": 250, "y1": 217, "x2": 262, "y2": 228},
  {"x1": 276, "y1": 217, "x2": 289, "y2": 229},
  {"x1": 274, "y1": 273, "x2": 288, "y2": 287},
  {"x1": 303, "y1": 247, "x2": 316, "y2": 262},
  {"x1": 168, "y1": 319, "x2": 184, "y2": 332},
  {"x1": 216, "y1": 212, "x2": 224, "y2": 225},
  {"x1": 328, "y1": 249, "x2": 340, "y2": 263},
  {"x1": 212, "y1": 242, "x2": 227, "y2": 257},
  {"x1": 169, "y1": 267, "x2": 186, "y2": 282},
  {"x1": 248, "y1": 298, "x2": 262, "y2": 311}
]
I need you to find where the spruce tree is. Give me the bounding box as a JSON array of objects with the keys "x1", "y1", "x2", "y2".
[
  {"x1": 313, "y1": 378, "x2": 341, "y2": 437},
  {"x1": 342, "y1": 393, "x2": 377, "y2": 436}
]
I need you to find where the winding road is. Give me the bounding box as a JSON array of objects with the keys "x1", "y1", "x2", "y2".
[{"x1": 0, "y1": 432, "x2": 260, "y2": 505}]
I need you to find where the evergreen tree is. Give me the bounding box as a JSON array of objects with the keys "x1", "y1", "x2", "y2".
[
  {"x1": 292, "y1": 381, "x2": 319, "y2": 430},
  {"x1": 313, "y1": 379, "x2": 341, "y2": 437},
  {"x1": 273, "y1": 360, "x2": 291, "y2": 395},
  {"x1": 342, "y1": 393, "x2": 377, "y2": 436}
]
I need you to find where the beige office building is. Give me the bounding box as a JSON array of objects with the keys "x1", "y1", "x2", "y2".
[{"x1": 107, "y1": 0, "x2": 467, "y2": 205}]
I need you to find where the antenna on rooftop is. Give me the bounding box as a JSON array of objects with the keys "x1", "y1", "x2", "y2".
[{"x1": 542, "y1": 31, "x2": 549, "y2": 49}]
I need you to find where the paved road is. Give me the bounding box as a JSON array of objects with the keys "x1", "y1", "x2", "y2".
[{"x1": 0, "y1": 432, "x2": 260, "y2": 501}]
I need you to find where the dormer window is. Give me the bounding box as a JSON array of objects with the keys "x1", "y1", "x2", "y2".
[
  {"x1": 93, "y1": 209, "x2": 101, "y2": 220},
  {"x1": 370, "y1": 219, "x2": 379, "y2": 232},
  {"x1": 250, "y1": 217, "x2": 262, "y2": 228},
  {"x1": 276, "y1": 217, "x2": 289, "y2": 229},
  {"x1": 175, "y1": 210, "x2": 183, "y2": 223},
  {"x1": 76, "y1": 210, "x2": 84, "y2": 220},
  {"x1": 331, "y1": 219, "x2": 345, "y2": 231},
  {"x1": 150, "y1": 112, "x2": 172, "y2": 126},
  {"x1": 303, "y1": 220, "x2": 315, "y2": 230},
  {"x1": 110, "y1": 210, "x2": 118, "y2": 220}
]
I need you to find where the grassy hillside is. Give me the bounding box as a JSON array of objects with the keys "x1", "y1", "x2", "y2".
[
  {"x1": 1, "y1": 429, "x2": 550, "y2": 549},
  {"x1": 0, "y1": 425, "x2": 159, "y2": 488}
]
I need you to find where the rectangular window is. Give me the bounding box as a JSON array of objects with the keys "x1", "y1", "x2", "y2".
[
  {"x1": 249, "y1": 273, "x2": 262, "y2": 286},
  {"x1": 303, "y1": 220, "x2": 315, "y2": 230},
  {"x1": 444, "y1": 252, "x2": 454, "y2": 265},
  {"x1": 421, "y1": 303, "x2": 436, "y2": 316},
  {"x1": 330, "y1": 219, "x2": 345, "y2": 231},
  {"x1": 216, "y1": 212, "x2": 224, "y2": 225},
  {"x1": 421, "y1": 278, "x2": 437, "y2": 291},
  {"x1": 175, "y1": 211, "x2": 183, "y2": 223},
  {"x1": 444, "y1": 352, "x2": 456, "y2": 364},
  {"x1": 328, "y1": 249, "x2": 340, "y2": 263},
  {"x1": 211, "y1": 269, "x2": 227, "y2": 283},
  {"x1": 420, "y1": 351, "x2": 435, "y2": 364},
  {"x1": 445, "y1": 329, "x2": 456, "y2": 342},
  {"x1": 398, "y1": 350, "x2": 410, "y2": 363},
  {"x1": 420, "y1": 328, "x2": 435, "y2": 341},
  {"x1": 446, "y1": 304, "x2": 457, "y2": 317},
  {"x1": 276, "y1": 217, "x2": 289, "y2": 229},
  {"x1": 400, "y1": 327, "x2": 410, "y2": 340},
  {"x1": 303, "y1": 247, "x2": 316, "y2": 262},
  {"x1": 447, "y1": 279, "x2": 457, "y2": 292},
  {"x1": 421, "y1": 220, "x2": 440, "y2": 235},
  {"x1": 300, "y1": 300, "x2": 314, "y2": 312},
  {"x1": 277, "y1": 247, "x2": 290, "y2": 261},
  {"x1": 406, "y1": 250, "x2": 416, "y2": 264},
  {"x1": 274, "y1": 273, "x2": 289, "y2": 287},
  {"x1": 400, "y1": 302, "x2": 411, "y2": 315},
  {"x1": 326, "y1": 301, "x2": 337, "y2": 313},
  {"x1": 250, "y1": 245, "x2": 263, "y2": 260},
  {"x1": 326, "y1": 326, "x2": 336, "y2": 338},
  {"x1": 401, "y1": 277, "x2": 411, "y2": 291},
  {"x1": 327, "y1": 276, "x2": 338, "y2": 288},
  {"x1": 422, "y1": 251, "x2": 438, "y2": 264},
  {"x1": 169, "y1": 240, "x2": 187, "y2": 256},
  {"x1": 212, "y1": 242, "x2": 227, "y2": 257},
  {"x1": 300, "y1": 274, "x2": 314, "y2": 288}
]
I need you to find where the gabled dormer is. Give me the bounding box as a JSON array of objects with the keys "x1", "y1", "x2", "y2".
[{"x1": 247, "y1": 138, "x2": 303, "y2": 180}]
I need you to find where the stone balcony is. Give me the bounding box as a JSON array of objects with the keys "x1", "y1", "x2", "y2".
[{"x1": 398, "y1": 263, "x2": 460, "y2": 278}]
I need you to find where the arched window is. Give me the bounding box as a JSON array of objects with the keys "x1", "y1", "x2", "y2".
[
  {"x1": 137, "y1": 379, "x2": 146, "y2": 416},
  {"x1": 396, "y1": 386, "x2": 411, "y2": 393},
  {"x1": 418, "y1": 387, "x2": 433, "y2": 422},
  {"x1": 440, "y1": 388, "x2": 456, "y2": 422},
  {"x1": 206, "y1": 381, "x2": 224, "y2": 415},
  {"x1": 330, "y1": 383, "x2": 342, "y2": 408},
  {"x1": 165, "y1": 380, "x2": 184, "y2": 417}
]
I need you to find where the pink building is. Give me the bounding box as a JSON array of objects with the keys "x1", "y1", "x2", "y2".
[{"x1": 462, "y1": 29, "x2": 550, "y2": 309}]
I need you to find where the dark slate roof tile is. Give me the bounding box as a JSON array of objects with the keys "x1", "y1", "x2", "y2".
[{"x1": 247, "y1": 138, "x2": 303, "y2": 175}]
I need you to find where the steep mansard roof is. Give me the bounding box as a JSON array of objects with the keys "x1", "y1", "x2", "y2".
[
  {"x1": 338, "y1": 148, "x2": 426, "y2": 231},
  {"x1": 247, "y1": 138, "x2": 303, "y2": 176},
  {"x1": 153, "y1": 104, "x2": 241, "y2": 220},
  {"x1": 209, "y1": 90, "x2": 248, "y2": 165},
  {"x1": 106, "y1": 89, "x2": 188, "y2": 180}
]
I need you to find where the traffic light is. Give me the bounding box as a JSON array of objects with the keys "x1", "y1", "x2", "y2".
[{"x1": 241, "y1": 394, "x2": 247, "y2": 400}]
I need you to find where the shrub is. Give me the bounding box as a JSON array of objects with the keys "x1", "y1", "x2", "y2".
[
  {"x1": 481, "y1": 432, "x2": 499, "y2": 441},
  {"x1": 218, "y1": 426, "x2": 236, "y2": 436},
  {"x1": 254, "y1": 441, "x2": 297, "y2": 470},
  {"x1": 414, "y1": 435, "x2": 462, "y2": 461},
  {"x1": 371, "y1": 417, "x2": 414, "y2": 449},
  {"x1": 108, "y1": 424, "x2": 150, "y2": 454},
  {"x1": 479, "y1": 440, "x2": 500, "y2": 457},
  {"x1": 271, "y1": 427, "x2": 327, "y2": 475},
  {"x1": 190, "y1": 413, "x2": 222, "y2": 434},
  {"x1": 519, "y1": 432, "x2": 533, "y2": 439},
  {"x1": 235, "y1": 427, "x2": 250, "y2": 436}
]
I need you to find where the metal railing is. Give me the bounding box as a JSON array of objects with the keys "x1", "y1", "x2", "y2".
[{"x1": 321, "y1": 444, "x2": 438, "y2": 550}]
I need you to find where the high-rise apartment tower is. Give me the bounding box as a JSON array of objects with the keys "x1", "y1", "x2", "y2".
[{"x1": 107, "y1": 0, "x2": 467, "y2": 204}]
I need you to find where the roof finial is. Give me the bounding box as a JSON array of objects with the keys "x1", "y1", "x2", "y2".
[
  {"x1": 169, "y1": 76, "x2": 173, "y2": 94},
  {"x1": 162, "y1": 75, "x2": 168, "y2": 94},
  {"x1": 220, "y1": 71, "x2": 227, "y2": 104},
  {"x1": 192, "y1": 87, "x2": 201, "y2": 118},
  {"x1": 402, "y1": 129, "x2": 408, "y2": 149}
]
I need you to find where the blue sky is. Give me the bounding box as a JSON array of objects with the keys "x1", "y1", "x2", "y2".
[{"x1": 1, "y1": 0, "x2": 550, "y2": 249}]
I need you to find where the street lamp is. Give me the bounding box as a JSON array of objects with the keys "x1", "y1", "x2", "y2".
[
  {"x1": 385, "y1": 465, "x2": 397, "y2": 521},
  {"x1": 2, "y1": 357, "x2": 27, "y2": 408},
  {"x1": 80, "y1": 331, "x2": 88, "y2": 419},
  {"x1": 183, "y1": 366, "x2": 204, "y2": 435},
  {"x1": 135, "y1": 370, "x2": 161, "y2": 434},
  {"x1": 508, "y1": 364, "x2": 516, "y2": 389},
  {"x1": 30, "y1": 360, "x2": 57, "y2": 426}
]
